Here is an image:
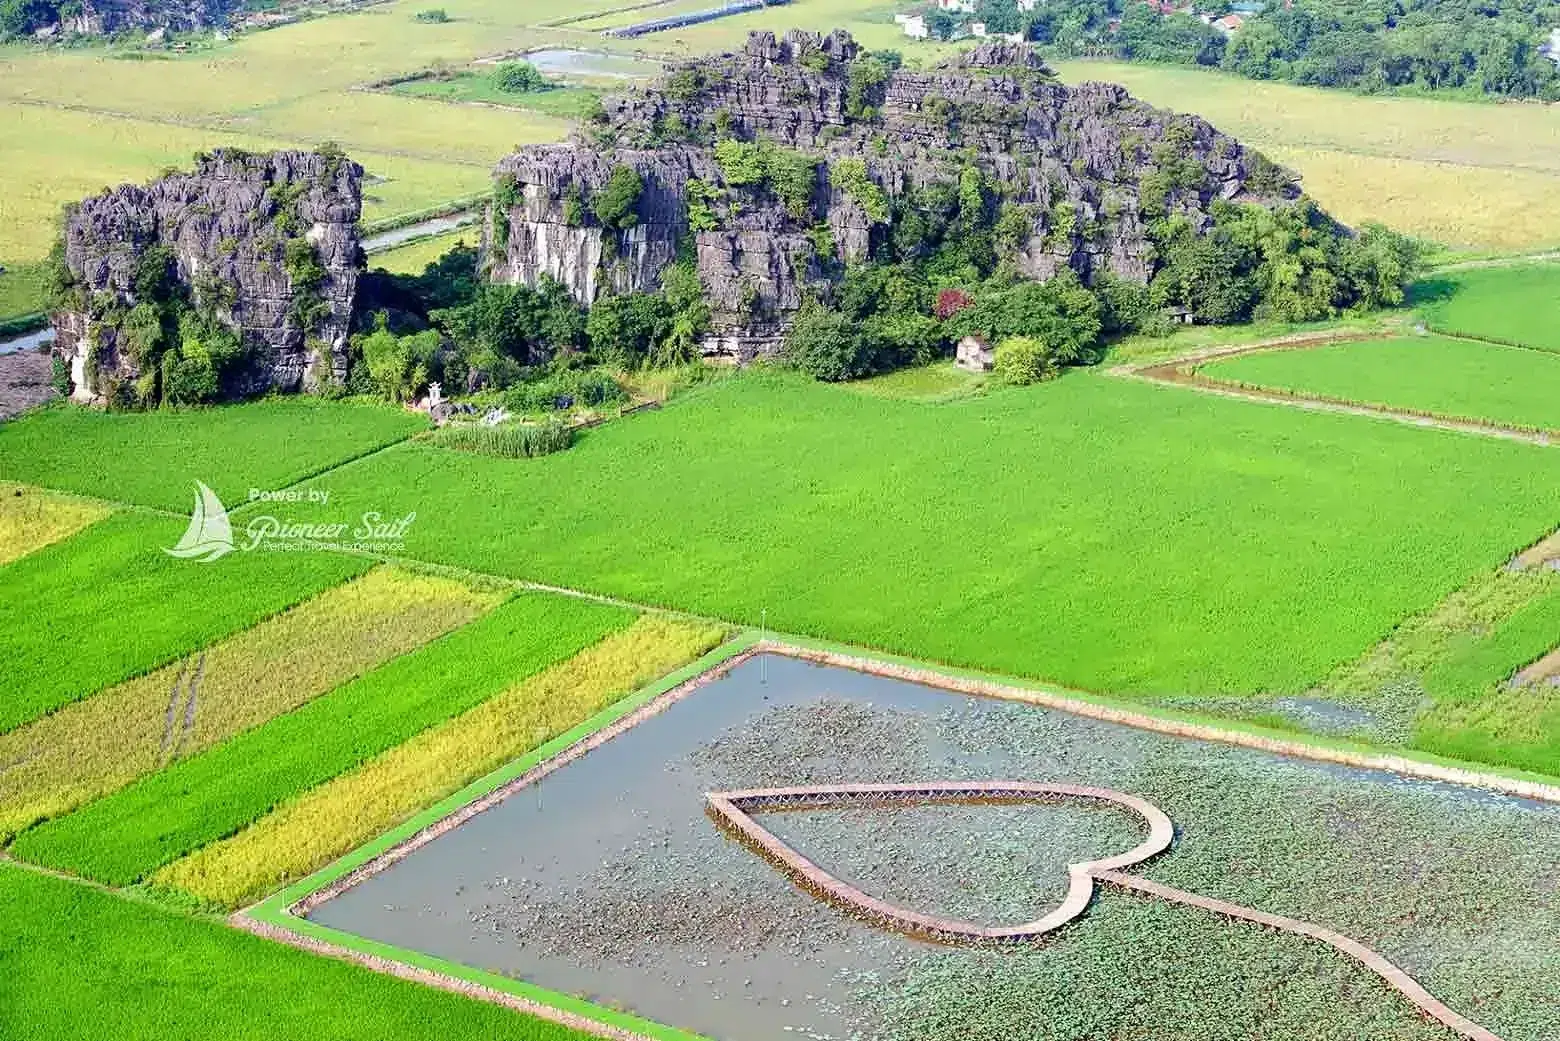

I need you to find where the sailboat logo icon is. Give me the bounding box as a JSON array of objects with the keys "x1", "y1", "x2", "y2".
[{"x1": 165, "y1": 481, "x2": 235, "y2": 563}]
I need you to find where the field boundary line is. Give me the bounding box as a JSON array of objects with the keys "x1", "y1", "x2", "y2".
[
  {"x1": 240, "y1": 637, "x2": 1558, "y2": 1041},
  {"x1": 1115, "y1": 331, "x2": 1557, "y2": 446}
]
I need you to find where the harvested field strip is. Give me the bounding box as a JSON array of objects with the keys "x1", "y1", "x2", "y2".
[
  {"x1": 1197, "y1": 335, "x2": 1560, "y2": 435},
  {"x1": 0, "y1": 513, "x2": 370, "y2": 735},
  {"x1": 11, "y1": 594, "x2": 635, "y2": 885},
  {"x1": 159, "y1": 615, "x2": 725, "y2": 909},
  {"x1": 0, "y1": 864, "x2": 602, "y2": 1041},
  {"x1": 0, "y1": 568, "x2": 500, "y2": 842},
  {"x1": 0, "y1": 482, "x2": 110, "y2": 565}
]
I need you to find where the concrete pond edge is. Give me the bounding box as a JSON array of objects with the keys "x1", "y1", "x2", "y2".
[{"x1": 238, "y1": 633, "x2": 1560, "y2": 1041}]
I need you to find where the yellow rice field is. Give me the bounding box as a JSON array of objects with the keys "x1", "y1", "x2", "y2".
[{"x1": 157, "y1": 614, "x2": 726, "y2": 908}]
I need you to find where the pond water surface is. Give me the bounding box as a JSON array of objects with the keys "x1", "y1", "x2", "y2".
[{"x1": 307, "y1": 654, "x2": 1560, "y2": 1041}]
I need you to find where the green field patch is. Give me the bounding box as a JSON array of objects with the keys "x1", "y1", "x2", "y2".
[
  {"x1": 0, "y1": 399, "x2": 425, "y2": 511},
  {"x1": 12, "y1": 594, "x2": 634, "y2": 884},
  {"x1": 284, "y1": 371, "x2": 1560, "y2": 702},
  {"x1": 0, "y1": 863, "x2": 596, "y2": 1041},
  {"x1": 1419, "y1": 263, "x2": 1560, "y2": 352},
  {"x1": 391, "y1": 74, "x2": 602, "y2": 119},
  {"x1": 159, "y1": 614, "x2": 725, "y2": 909},
  {"x1": 843, "y1": 361, "x2": 988, "y2": 403},
  {"x1": 0, "y1": 567, "x2": 500, "y2": 842},
  {"x1": 0, "y1": 261, "x2": 48, "y2": 327},
  {"x1": 0, "y1": 513, "x2": 369, "y2": 734},
  {"x1": 1199, "y1": 335, "x2": 1560, "y2": 432},
  {"x1": 369, "y1": 229, "x2": 477, "y2": 275},
  {"x1": 0, "y1": 482, "x2": 111, "y2": 566}
]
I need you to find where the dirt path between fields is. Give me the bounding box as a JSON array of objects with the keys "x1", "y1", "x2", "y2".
[{"x1": 1114, "y1": 331, "x2": 1557, "y2": 448}]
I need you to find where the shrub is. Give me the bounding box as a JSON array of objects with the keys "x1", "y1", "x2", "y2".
[
  {"x1": 593, "y1": 165, "x2": 643, "y2": 230},
  {"x1": 831, "y1": 158, "x2": 890, "y2": 224},
  {"x1": 787, "y1": 300, "x2": 876, "y2": 382},
  {"x1": 714, "y1": 138, "x2": 766, "y2": 186},
  {"x1": 935, "y1": 288, "x2": 974, "y2": 319},
  {"x1": 846, "y1": 55, "x2": 891, "y2": 119},
  {"x1": 993, "y1": 336, "x2": 1057, "y2": 385},
  {"x1": 412, "y1": 7, "x2": 449, "y2": 21},
  {"x1": 432, "y1": 421, "x2": 575, "y2": 458},
  {"x1": 685, "y1": 178, "x2": 721, "y2": 232},
  {"x1": 491, "y1": 60, "x2": 547, "y2": 93}
]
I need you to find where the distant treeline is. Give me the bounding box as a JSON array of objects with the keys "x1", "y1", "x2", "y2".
[{"x1": 964, "y1": 0, "x2": 1560, "y2": 98}]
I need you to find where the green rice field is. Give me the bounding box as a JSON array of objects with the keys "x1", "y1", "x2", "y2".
[
  {"x1": 0, "y1": 513, "x2": 370, "y2": 733},
  {"x1": 216, "y1": 371, "x2": 1560, "y2": 700},
  {"x1": 0, "y1": 399, "x2": 425, "y2": 511},
  {"x1": 1420, "y1": 264, "x2": 1560, "y2": 352},
  {"x1": 1199, "y1": 335, "x2": 1560, "y2": 432},
  {"x1": 0, "y1": 863, "x2": 587, "y2": 1041}
]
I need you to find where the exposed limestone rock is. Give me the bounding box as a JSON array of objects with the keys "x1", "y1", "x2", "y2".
[
  {"x1": 48, "y1": 0, "x2": 236, "y2": 35},
  {"x1": 53, "y1": 149, "x2": 362, "y2": 403},
  {"x1": 487, "y1": 29, "x2": 1298, "y2": 360}
]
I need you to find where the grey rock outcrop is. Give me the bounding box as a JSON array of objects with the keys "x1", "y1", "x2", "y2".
[
  {"x1": 487, "y1": 29, "x2": 1299, "y2": 360},
  {"x1": 53, "y1": 149, "x2": 362, "y2": 402},
  {"x1": 44, "y1": 0, "x2": 236, "y2": 35}
]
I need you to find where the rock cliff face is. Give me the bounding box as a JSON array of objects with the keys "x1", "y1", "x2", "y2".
[
  {"x1": 488, "y1": 29, "x2": 1298, "y2": 360},
  {"x1": 38, "y1": 0, "x2": 236, "y2": 36},
  {"x1": 53, "y1": 149, "x2": 362, "y2": 402}
]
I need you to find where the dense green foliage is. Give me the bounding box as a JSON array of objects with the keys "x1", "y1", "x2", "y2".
[
  {"x1": 0, "y1": 513, "x2": 369, "y2": 734},
  {"x1": 1202, "y1": 334, "x2": 1560, "y2": 431},
  {"x1": 968, "y1": 0, "x2": 1560, "y2": 98},
  {"x1": 0, "y1": 864, "x2": 600, "y2": 1041},
  {"x1": 1419, "y1": 263, "x2": 1560, "y2": 352},
  {"x1": 992, "y1": 336, "x2": 1057, "y2": 385},
  {"x1": 13, "y1": 595, "x2": 633, "y2": 884},
  {"x1": 713, "y1": 139, "x2": 819, "y2": 218},
  {"x1": 355, "y1": 315, "x2": 441, "y2": 402},
  {"x1": 260, "y1": 371, "x2": 1560, "y2": 699},
  {"x1": 593, "y1": 165, "x2": 644, "y2": 230},
  {"x1": 783, "y1": 194, "x2": 1416, "y2": 383},
  {"x1": 492, "y1": 60, "x2": 546, "y2": 93},
  {"x1": 0, "y1": 397, "x2": 424, "y2": 511}
]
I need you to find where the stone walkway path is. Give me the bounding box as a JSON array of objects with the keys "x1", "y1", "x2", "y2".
[{"x1": 712, "y1": 779, "x2": 1504, "y2": 1041}]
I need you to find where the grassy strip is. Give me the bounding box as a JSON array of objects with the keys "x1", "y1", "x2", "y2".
[
  {"x1": 160, "y1": 615, "x2": 726, "y2": 908},
  {"x1": 1423, "y1": 583, "x2": 1560, "y2": 702},
  {"x1": 0, "y1": 398, "x2": 425, "y2": 512},
  {"x1": 0, "y1": 482, "x2": 111, "y2": 565},
  {"x1": 0, "y1": 513, "x2": 370, "y2": 734},
  {"x1": 0, "y1": 864, "x2": 598, "y2": 1041},
  {"x1": 1197, "y1": 335, "x2": 1560, "y2": 434},
  {"x1": 12, "y1": 594, "x2": 634, "y2": 884},
  {"x1": 430, "y1": 421, "x2": 574, "y2": 458},
  {"x1": 0, "y1": 568, "x2": 500, "y2": 842}
]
